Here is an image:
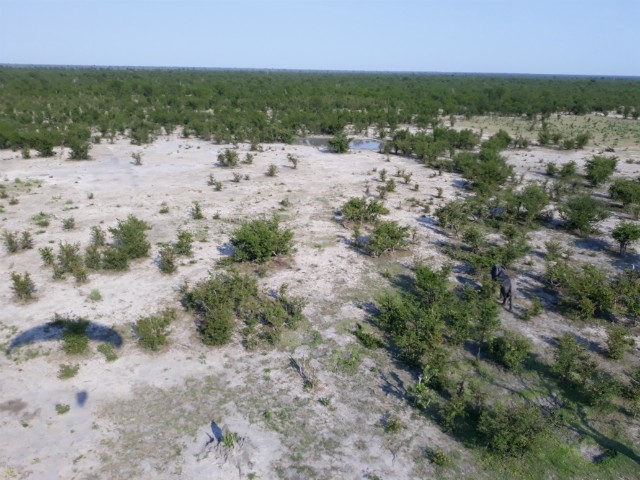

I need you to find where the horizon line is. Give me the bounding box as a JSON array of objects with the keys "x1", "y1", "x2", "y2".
[{"x1": 1, "y1": 63, "x2": 639, "y2": 79}]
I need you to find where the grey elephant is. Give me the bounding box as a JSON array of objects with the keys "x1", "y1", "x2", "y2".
[{"x1": 491, "y1": 264, "x2": 513, "y2": 311}]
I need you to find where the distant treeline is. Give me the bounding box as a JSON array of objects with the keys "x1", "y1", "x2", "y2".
[{"x1": 0, "y1": 67, "x2": 639, "y2": 150}]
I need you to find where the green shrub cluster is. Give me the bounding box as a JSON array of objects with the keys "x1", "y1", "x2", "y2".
[
  {"x1": 10, "y1": 271, "x2": 36, "y2": 300},
  {"x1": 136, "y1": 308, "x2": 177, "y2": 351},
  {"x1": 488, "y1": 330, "x2": 532, "y2": 372},
  {"x1": 340, "y1": 197, "x2": 389, "y2": 224},
  {"x1": 230, "y1": 216, "x2": 293, "y2": 263},
  {"x1": 181, "y1": 271, "x2": 305, "y2": 347},
  {"x1": 217, "y1": 148, "x2": 239, "y2": 167},
  {"x1": 2, "y1": 230, "x2": 34, "y2": 253},
  {"x1": 477, "y1": 403, "x2": 547, "y2": 456},
  {"x1": 545, "y1": 262, "x2": 640, "y2": 320}
]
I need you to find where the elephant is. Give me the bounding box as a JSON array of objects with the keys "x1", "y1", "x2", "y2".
[{"x1": 491, "y1": 264, "x2": 513, "y2": 311}]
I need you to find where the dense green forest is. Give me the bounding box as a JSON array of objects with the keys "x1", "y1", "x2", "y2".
[{"x1": 1, "y1": 67, "x2": 639, "y2": 151}]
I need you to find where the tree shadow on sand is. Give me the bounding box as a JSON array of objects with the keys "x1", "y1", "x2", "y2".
[{"x1": 6, "y1": 319, "x2": 123, "y2": 354}]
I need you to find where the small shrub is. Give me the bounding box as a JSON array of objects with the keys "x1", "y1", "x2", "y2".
[
  {"x1": 109, "y1": 215, "x2": 151, "y2": 259},
  {"x1": 384, "y1": 415, "x2": 404, "y2": 433},
  {"x1": 19, "y1": 231, "x2": 34, "y2": 250},
  {"x1": 159, "y1": 202, "x2": 170, "y2": 214},
  {"x1": 174, "y1": 230, "x2": 193, "y2": 256},
  {"x1": 243, "y1": 153, "x2": 254, "y2": 164},
  {"x1": 97, "y1": 343, "x2": 118, "y2": 361},
  {"x1": 266, "y1": 164, "x2": 278, "y2": 177},
  {"x1": 354, "y1": 328, "x2": 384, "y2": 349},
  {"x1": 88, "y1": 289, "x2": 101, "y2": 301},
  {"x1": 158, "y1": 245, "x2": 177, "y2": 273},
  {"x1": 55, "y1": 242, "x2": 83, "y2": 277},
  {"x1": 10, "y1": 271, "x2": 36, "y2": 300},
  {"x1": 101, "y1": 246, "x2": 129, "y2": 271},
  {"x1": 62, "y1": 217, "x2": 76, "y2": 230},
  {"x1": 363, "y1": 220, "x2": 411, "y2": 256},
  {"x1": 57, "y1": 364, "x2": 79, "y2": 379},
  {"x1": 191, "y1": 201, "x2": 204, "y2": 220},
  {"x1": 232, "y1": 172, "x2": 242, "y2": 183},
  {"x1": 606, "y1": 324, "x2": 632, "y2": 360},
  {"x1": 90, "y1": 226, "x2": 106, "y2": 246},
  {"x1": 55, "y1": 404, "x2": 70, "y2": 415},
  {"x1": 51, "y1": 315, "x2": 90, "y2": 355},
  {"x1": 32, "y1": 212, "x2": 50, "y2": 227},
  {"x1": 131, "y1": 152, "x2": 143, "y2": 165},
  {"x1": 3, "y1": 231, "x2": 20, "y2": 253},
  {"x1": 489, "y1": 331, "x2": 532, "y2": 371},
  {"x1": 340, "y1": 197, "x2": 389, "y2": 225},
  {"x1": 217, "y1": 149, "x2": 239, "y2": 167},
  {"x1": 222, "y1": 430, "x2": 240, "y2": 448},
  {"x1": 84, "y1": 244, "x2": 102, "y2": 270},
  {"x1": 40, "y1": 246, "x2": 55, "y2": 265},
  {"x1": 136, "y1": 308, "x2": 176, "y2": 351},
  {"x1": 427, "y1": 448, "x2": 451, "y2": 467}
]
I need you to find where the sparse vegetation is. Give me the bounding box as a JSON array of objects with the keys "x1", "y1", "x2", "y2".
[{"x1": 136, "y1": 308, "x2": 177, "y2": 351}]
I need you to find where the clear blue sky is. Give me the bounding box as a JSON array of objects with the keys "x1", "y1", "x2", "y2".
[{"x1": 2, "y1": 0, "x2": 638, "y2": 75}]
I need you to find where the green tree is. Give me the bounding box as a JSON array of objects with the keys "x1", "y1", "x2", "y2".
[
  {"x1": 558, "y1": 194, "x2": 609, "y2": 235},
  {"x1": 585, "y1": 155, "x2": 617, "y2": 187},
  {"x1": 609, "y1": 179, "x2": 640, "y2": 207},
  {"x1": 612, "y1": 221, "x2": 640, "y2": 256},
  {"x1": 327, "y1": 133, "x2": 350, "y2": 153}
]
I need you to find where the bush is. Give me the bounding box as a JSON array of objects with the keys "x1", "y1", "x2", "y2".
[
  {"x1": 191, "y1": 201, "x2": 204, "y2": 220},
  {"x1": 55, "y1": 242, "x2": 84, "y2": 277},
  {"x1": 585, "y1": 155, "x2": 617, "y2": 187},
  {"x1": 57, "y1": 364, "x2": 79, "y2": 379},
  {"x1": 158, "y1": 245, "x2": 176, "y2": 273},
  {"x1": 340, "y1": 197, "x2": 389, "y2": 225},
  {"x1": 182, "y1": 271, "x2": 304, "y2": 347},
  {"x1": 558, "y1": 194, "x2": 609, "y2": 235},
  {"x1": 489, "y1": 331, "x2": 531, "y2": 372},
  {"x1": 97, "y1": 343, "x2": 117, "y2": 361},
  {"x1": 39, "y1": 246, "x2": 55, "y2": 265},
  {"x1": 217, "y1": 148, "x2": 239, "y2": 167},
  {"x1": 230, "y1": 216, "x2": 293, "y2": 263},
  {"x1": 328, "y1": 133, "x2": 350, "y2": 153},
  {"x1": 174, "y1": 230, "x2": 193, "y2": 256},
  {"x1": 609, "y1": 179, "x2": 640, "y2": 207},
  {"x1": 3, "y1": 231, "x2": 20, "y2": 253},
  {"x1": 477, "y1": 403, "x2": 547, "y2": 456},
  {"x1": 109, "y1": 215, "x2": 151, "y2": 259},
  {"x1": 266, "y1": 164, "x2": 278, "y2": 177},
  {"x1": 553, "y1": 333, "x2": 595, "y2": 383},
  {"x1": 68, "y1": 140, "x2": 91, "y2": 160},
  {"x1": 62, "y1": 217, "x2": 76, "y2": 230},
  {"x1": 101, "y1": 246, "x2": 129, "y2": 271},
  {"x1": 606, "y1": 324, "x2": 632, "y2": 360},
  {"x1": 136, "y1": 308, "x2": 176, "y2": 351},
  {"x1": 90, "y1": 226, "x2": 106, "y2": 246},
  {"x1": 50, "y1": 315, "x2": 90, "y2": 355},
  {"x1": 10, "y1": 271, "x2": 36, "y2": 300},
  {"x1": 363, "y1": 220, "x2": 411, "y2": 256},
  {"x1": 546, "y1": 262, "x2": 614, "y2": 319}
]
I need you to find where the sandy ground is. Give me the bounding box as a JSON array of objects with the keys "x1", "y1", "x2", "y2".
[{"x1": 0, "y1": 134, "x2": 639, "y2": 479}]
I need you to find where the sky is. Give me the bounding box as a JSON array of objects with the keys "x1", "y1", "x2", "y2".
[{"x1": 2, "y1": 0, "x2": 639, "y2": 76}]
